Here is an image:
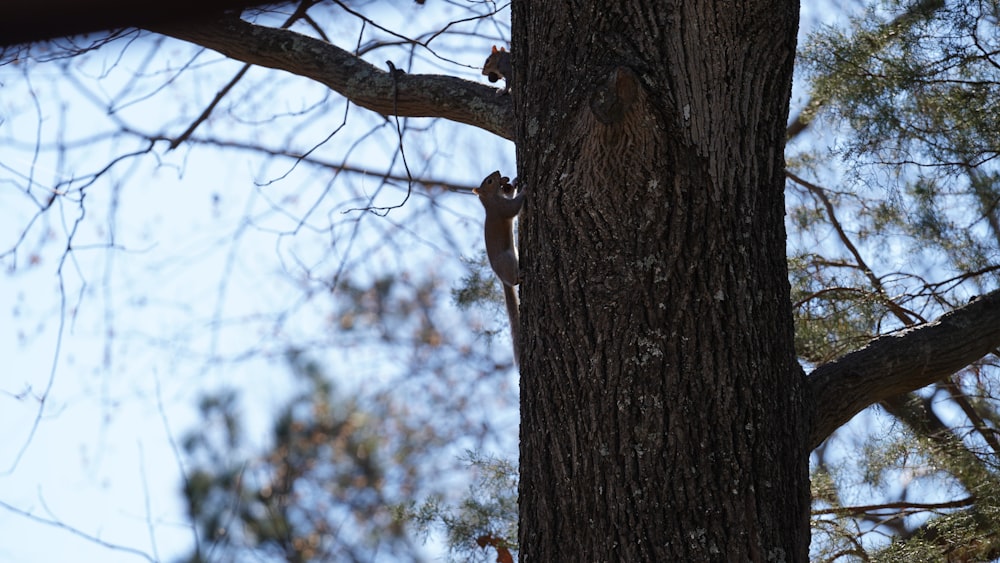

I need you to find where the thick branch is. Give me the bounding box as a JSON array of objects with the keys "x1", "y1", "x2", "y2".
[
  {"x1": 146, "y1": 14, "x2": 514, "y2": 140},
  {"x1": 809, "y1": 288, "x2": 1000, "y2": 449}
]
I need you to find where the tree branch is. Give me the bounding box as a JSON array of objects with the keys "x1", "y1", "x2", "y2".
[
  {"x1": 809, "y1": 288, "x2": 1000, "y2": 449},
  {"x1": 147, "y1": 15, "x2": 514, "y2": 139},
  {"x1": 145, "y1": 14, "x2": 514, "y2": 140},
  {"x1": 812, "y1": 496, "x2": 974, "y2": 517}
]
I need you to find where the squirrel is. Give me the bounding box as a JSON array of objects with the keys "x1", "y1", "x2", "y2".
[
  {"x1": 474, "y1": 170, "x2": 525, "y2": 364},
  {"x1": 481, "y1": 45, "x2": 512, "y2": 95}
]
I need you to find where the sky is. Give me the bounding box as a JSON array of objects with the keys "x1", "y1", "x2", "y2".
[
  {"x1": 0, "y1": 3, "x2": 522, "y2": 560},
  {"x1": 0, "y1": 1, "x2": 933, "y2": 562}
]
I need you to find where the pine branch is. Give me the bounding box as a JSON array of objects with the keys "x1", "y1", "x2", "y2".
[{"x1": 812, "y1": 496, "x2": 974, "y2": 517}]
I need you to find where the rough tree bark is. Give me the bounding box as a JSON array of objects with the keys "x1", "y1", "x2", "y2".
[{"x1": 512, "y1": 1, "x2": 809, "y2": 560}]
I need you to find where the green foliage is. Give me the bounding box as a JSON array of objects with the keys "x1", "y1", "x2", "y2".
[
  {"x1": 453, "y1": 252, "x2": 520, "y2": 357},
  {"x1": 802, "y1": 0, "x2": 1000, "y2": 170},
  {"x1": 452, "y1": 254, "x2": 497, "y2": 310},
  {"x1": 178, "y1": 351, "x2": 433, "y2": 563},
  {"x1": 794, "y1": 0, "x2": 1000, "y2": 560},
  {"x1": 401, "y1": 451, "x2": 518, "y2": 563}
]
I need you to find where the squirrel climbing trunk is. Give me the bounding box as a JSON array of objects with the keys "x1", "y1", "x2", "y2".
[
  {"x1": 474, "y1": 170, "x2": 524, "y2": 365},
  {"x1": 502, "y1": 283, "x2": 520, "y2": 363}
]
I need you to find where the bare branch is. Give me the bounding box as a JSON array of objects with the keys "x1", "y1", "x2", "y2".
[
  {"x1": 813, "y1": 497, "x2": 975, "y2": 517},
  {"x1": 787, "y1": 171, "x2": 923, "y2": 325},
  {"x1": 0, "y1": 498, "x2": 156, "y2": 562},
  {"x1": 145, "y1": 14, "x2": 515, "y2": 140},
  {"x1": 170, "y1": 63, "x2": 252, "y2": 150},
  {"x1": 942, "y1": 377, "x2": 1000, "y2": 458},
  {"x1": 169, "y1": 1, "x2": 319, "y2": 150},
  {"x1": 809, "y1": 288, "x2": 1000, "y2": 449}
]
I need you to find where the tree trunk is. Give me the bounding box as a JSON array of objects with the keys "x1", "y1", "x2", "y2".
[{"x1": 513, "y1": 1, "x2": 810, "y2": 560}]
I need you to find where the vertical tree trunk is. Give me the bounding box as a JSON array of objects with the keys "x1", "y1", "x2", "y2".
[{"x1": 513, "y1": 1, "x2": 810, "y2": 560}]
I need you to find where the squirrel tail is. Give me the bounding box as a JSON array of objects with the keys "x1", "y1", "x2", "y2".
[{"x1": 503, "y1": 283, "x2": 520, "y2": 366}]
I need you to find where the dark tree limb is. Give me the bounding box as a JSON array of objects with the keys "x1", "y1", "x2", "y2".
[
  {"x1": 809, "y1": 288, "x2": 1000, "y2": 449},
  {"x1": 3, "y1": 0, "x2": 270, "y2": 47},
  {"x1": 146, "y1": 14, "x2": 514, "y2": 140}
]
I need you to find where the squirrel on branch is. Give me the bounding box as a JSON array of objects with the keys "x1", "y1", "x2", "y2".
[{"x1": 481, "y1": 45, "x2": 512, "y2": 95}]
